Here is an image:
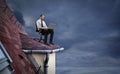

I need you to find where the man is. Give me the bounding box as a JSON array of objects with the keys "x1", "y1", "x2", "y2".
[{"x1": 36, "y1": 14, "x2": 54, "y2": 45}]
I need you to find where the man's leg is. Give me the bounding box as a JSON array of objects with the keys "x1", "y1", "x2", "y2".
[
  {"x1": 42, "y1": 29, "x2": 48, "y2": 44},
  {"x1": 44, "y1": 33, "x2": 48, "y2": 44},
  {"x1": 44, "y1": 30, "x2": 48, "y2": 44},
  {"x1": 49, "y1": 29, "x2": 54, "y2": 44}
]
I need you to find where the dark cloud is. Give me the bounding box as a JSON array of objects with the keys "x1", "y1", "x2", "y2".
[
  {"x1": 105, "y1": 36, "x2": 120, "y2": 58},
  {"x1": 13, "y1": 11, "x2": 25, "y2": 26}
]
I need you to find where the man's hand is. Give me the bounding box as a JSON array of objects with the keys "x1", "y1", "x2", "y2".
[{"x1": 39, "y1": 28, "x2": 48, "y2": 30}]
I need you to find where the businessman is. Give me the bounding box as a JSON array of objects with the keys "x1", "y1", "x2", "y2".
[{"x1": 36, "y1": 14, "x2": 54, "y2": 45}]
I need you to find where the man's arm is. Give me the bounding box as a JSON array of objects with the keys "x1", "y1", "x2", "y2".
[{"x1": 36, "y1": 21, "x2": 41, "y2": 29}]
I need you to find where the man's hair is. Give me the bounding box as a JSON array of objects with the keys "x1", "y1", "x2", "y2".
[{"x1": 40, "y1": 14, "x2": 44, "y2": 17}]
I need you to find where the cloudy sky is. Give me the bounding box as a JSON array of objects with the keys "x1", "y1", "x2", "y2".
[{"x1": 6, "y1": 0, "x2": 120, "y2": 74}]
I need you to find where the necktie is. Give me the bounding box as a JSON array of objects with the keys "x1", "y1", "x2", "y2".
[{"x1": 41, "y1": 20, "x2": 43, "y2": 27}]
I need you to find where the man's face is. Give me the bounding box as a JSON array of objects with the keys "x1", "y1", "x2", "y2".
[{"x1": 40, "y1": 15, "x2": 45, "y2": 20}]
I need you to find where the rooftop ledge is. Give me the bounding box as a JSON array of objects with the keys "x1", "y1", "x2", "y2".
[{"x1": 23, "y1": 47, "x2": 64, "y2": 54}]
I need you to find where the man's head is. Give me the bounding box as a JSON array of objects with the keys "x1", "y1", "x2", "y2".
[{"x1": 40, "y1": 14, "x2": 45, "y2": 20}]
